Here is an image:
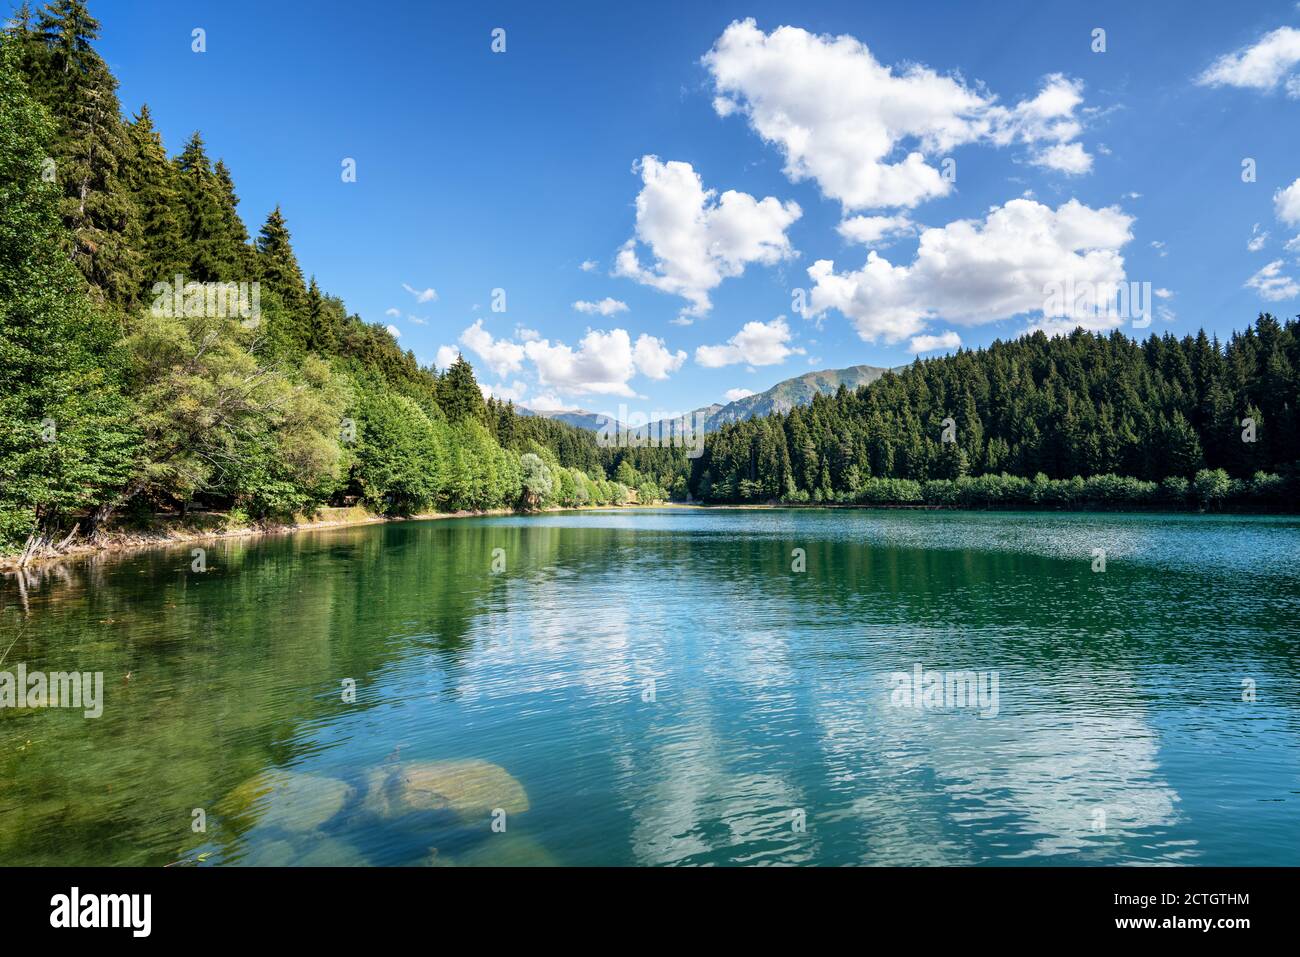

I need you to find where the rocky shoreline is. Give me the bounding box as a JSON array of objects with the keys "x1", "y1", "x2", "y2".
[{"x1": 0, "y1": 503, "x2": 657, "y2": 574}]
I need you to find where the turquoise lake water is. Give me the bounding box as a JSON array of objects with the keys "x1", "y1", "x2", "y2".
[{"x1": 1, "y1": 507, "x2": 1297, "y2": 866}]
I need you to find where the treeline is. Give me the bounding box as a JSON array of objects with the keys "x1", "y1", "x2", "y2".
[
  {"x1": 0, "y1": 1, "x2": 646, "y2": 558},
  {"x1": 688, "y1": 318, "x2": 1300, "y2": 509}
]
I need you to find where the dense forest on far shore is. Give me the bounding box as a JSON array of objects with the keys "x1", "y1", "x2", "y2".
[
  {"x1": 3, "y1": 3, "x2": 1297, "y2": 568},
  {"x1": 665, "y1": 316, "x2": 1300, "y2": 511}
]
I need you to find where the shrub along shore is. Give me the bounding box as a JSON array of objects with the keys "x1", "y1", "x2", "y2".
[
  {"x1": 6, "y1": 465, "x2": 1285, "y2": 574},
  {"x1": 783, "y1": 468, "x2": 1295, "y2": 511}
]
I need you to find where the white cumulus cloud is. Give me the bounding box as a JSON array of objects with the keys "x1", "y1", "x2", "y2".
[
  {"x1": 524, "y1": 328, "x2": 685, "y2": 396},
  {"x1": 402, "y1": 283, "x2": 438, "y2": 303},
  {"x1": 1245, "y1": 259, "x2": 1299, "y2": 300},
  {"x1": 458, "y1": 319, "x2": 526, "y2": 378},
  {"x1": 724, "y1": 388, "x2": 756, "y2": 402},
  {"x1": 527, "y1": 392, "x2": 569, "y2": 412},
  {"x1": 1197, "y1": 27, "x2": 1300, "y2": 95},
  {"x1": 909, "y1": 331, "x2": 962, "y2": 353},
  {"x1": 573, "y1": 297, "x2": 630, "y2": 316},
  {"x1": 808, "y1": 197, "x2": 1134, "y2": 342},
  {"x1": 632, "y1": 334, "x2": 688, "y2": 379},
  {"x1": 837, "y1": 214, "x2": 915, "y2": 245},
  {"x1": 481, "y1": 380, "x2": 529, "y2": 404},
  {"x1": 1275, "y1": 177, "x2": 1300, "y2": 226},
  {"x1": 695, "y1": 316, "x2": 804, "y2": 367},
  {"x1": 703, "y1": 19, "x2": 1093, "y2": 211},
  {"x1": 614, "y1": 155, "x2": 801, "y2": 318},
  {"x1": 1034, "y1": 141, "x2": 1092, "y2": 175}
]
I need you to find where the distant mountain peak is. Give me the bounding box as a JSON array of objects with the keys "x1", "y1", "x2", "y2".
[
  {"x1": 516, "y1": 406, "x2": 622, "y2": 432},
  {"x1": 519, "y1": 364, "x2": 893, "y2": 435},
  {"x1": 681, "y1": 363, "x2": 893, "y2": 432}
]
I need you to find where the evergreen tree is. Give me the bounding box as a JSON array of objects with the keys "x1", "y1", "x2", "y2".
[
  {"x1": 174, "y1": 131, "x2": 229, "y2": 281},
  {"x1": 23, "y1": 0, "x2": 141, "y2": 307},
  {"x1": 687, "y1": 319, "x2": 1300, "y2": 505},
  {"x1": 213, "y1": 158, "x2": 254, "y2": 275},
  {"x1": 437, "y1": 354, "x2": 487, "y2": 424},
  {"x1": 123, "y1": 104, "x2": 184, "y2": 293},
  {"x1": 256, "y1": 205, "x2": 308, "y2": 319}
]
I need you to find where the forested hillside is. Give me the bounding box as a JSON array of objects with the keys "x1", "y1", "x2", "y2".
[
  {"x1": 690, "y1": 319, "x2": 1300, "y2": 509},
  {"x1": 0, "y1": 1, "x2": 653, "y2": 560}
]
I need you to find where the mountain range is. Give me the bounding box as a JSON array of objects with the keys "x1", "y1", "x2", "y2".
[{"x1": 520, "y1": 363, "x2": 894, "y2": 434}]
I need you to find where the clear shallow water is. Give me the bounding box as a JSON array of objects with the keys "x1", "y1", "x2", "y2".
[{"x1": 2, "y1": 508, "x2": 1298, "y2": 866}]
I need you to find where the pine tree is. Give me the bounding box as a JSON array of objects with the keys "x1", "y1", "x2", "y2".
[
  {"x1": 23, "y1": 0, "x2": 141, "y2": 307},
  {"x1": 437, "y1": 354, "x2": 487, "y2": 424},
  {"x1": 123, "y1": 104, "x2": 184, "y2": 294},
  {"x1": 2, "y1": 1, "x2": 41, "y2": 77},
  {"x1": 305, "y1": 277, "x2": 333, "y2": 354},
  {"x1": 213, "y1": 158, "x2": 253, "y2": 275},
  {"x1": 256, "y1": 205, "x2": 309, "y2": 321},
  {"x1": 174, "y1": 131, "x2": 228, "y2": 281},
  {"x1": 1163, "y1": 410, "x2": 1204, "y2": 477}
]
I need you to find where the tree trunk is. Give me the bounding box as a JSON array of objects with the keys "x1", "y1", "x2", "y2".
[{"x1": 86, "y1": 480, "x2": 146, "y2": 540}]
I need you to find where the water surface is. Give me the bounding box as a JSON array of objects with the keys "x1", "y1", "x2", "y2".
[{"x1": 2, "y1": 508, "x2": 1298, "y2": 866}]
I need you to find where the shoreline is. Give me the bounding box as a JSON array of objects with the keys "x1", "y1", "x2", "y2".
[
  {"x1": 0, "y1": 503, "x2": 670, "y2": 573},
  {"x1": 5, "y1": 498, "x2": 1286, "y2": 574}
]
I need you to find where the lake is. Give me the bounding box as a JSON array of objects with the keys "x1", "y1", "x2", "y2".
[{"x1": 1, "y1": 508, "x2": 1298, "y2": 866}]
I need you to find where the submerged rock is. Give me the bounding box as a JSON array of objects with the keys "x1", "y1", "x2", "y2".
[
  {"x1": 363, "y1": 759, "x2": 529, "y2": 823},
  {"x1": 241, "y1": 838, "x2": 296, "y2": 867},
  {"x1": 292, "y1": 836, "x2": 370, "y2": 867},
  {"x1": 422, "y1": 846, "x2": 457, "y2": 867},
  {"x1": 456, "y1": 833, "x2": 560, "y2": 867},
  {"x1": 217, "y1": 769, "x2": 354, "y2": 833}
]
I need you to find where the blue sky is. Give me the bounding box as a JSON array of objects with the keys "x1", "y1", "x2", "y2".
[{"x1": 93, "y1": 0, "x2": 1300, "y2": 416}]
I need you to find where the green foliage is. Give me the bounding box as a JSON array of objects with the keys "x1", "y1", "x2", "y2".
[
  {"x1": 0, "y1": 40, "x2": 137, "y2": 545},
  {"x1": 519, "y1": 452, "x2": 553, "y2": 509},
  {"x1": 1193, "y1": 468, "x2": 1231, "y2": 510},
  {"x1": 123, "y1": 104, "x2": 184, "y2": 296},
  {"x1": 105, "y1": 306, "x2": 345, "y2": 522},
  {"x1": 353, "y1": 391, "x2": 444, "y2": 515},
  {"x1": 173, "y1": 132, "x2": 248, "y2": 283}
]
